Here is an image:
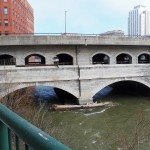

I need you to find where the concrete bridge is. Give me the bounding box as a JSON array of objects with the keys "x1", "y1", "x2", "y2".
[{"x1": 0, "y1": 35, "x2": 150, "y2": 104}]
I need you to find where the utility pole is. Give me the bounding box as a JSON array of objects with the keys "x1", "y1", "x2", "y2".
[{"x1": 65, "y1": 11, "x2": 67, "y2": 34}]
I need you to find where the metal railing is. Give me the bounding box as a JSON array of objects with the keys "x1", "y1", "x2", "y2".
[
  {"x1": 0, "y1": 104, "x2": 70, "y2": 150},
  {"x1": 0, "y1": 60, "x2": 16, "y2": 66},
  {"x1": 1, "y1": 32, "x2": 150, "y2": 38}
]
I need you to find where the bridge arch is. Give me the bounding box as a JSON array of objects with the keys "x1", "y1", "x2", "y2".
[
  {"x1": 23, "y1": 52, "x2": 46, "y2": 59},
  {"x1": 91, "y1": 52, "x2": 110, "y2": 64},
  {"x1": 56, "y1": 52, "x2": 74, "y2": 58},
  {"x1": 25, "y1": 54, "x2": 46, "y2": 65},
  {"x1": 116, "y1": 52, "x2": 132, "y2": 64},
  {"x1": 0, "y1": 83, "x2": 79, "y2": 103},
  {"x1": 92, "y1": 78, "x2": 150, "y2": 100},
  {"x1": 0, "y1": 54, "x2": 16, "y2": 65},
  {"x1": 138, "y1": 53, "x2": 150, "y2": 64},
  {"x1": 90, "y1": 52, "x2": 111, "y2": 64},
  {"x1": 56, "y1": 53, "x2": 73, "y2": 65}
]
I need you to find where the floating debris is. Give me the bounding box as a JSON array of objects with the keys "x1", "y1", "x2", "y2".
[{"x1": 50, "y1": 102, "x2": 115, "y2": 111}]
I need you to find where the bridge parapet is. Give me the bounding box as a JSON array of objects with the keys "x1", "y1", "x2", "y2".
[
  {"x1": 0, "y1": 65, "x2": 80, "y2": 100},
  {"x1": 79, "y1": 64, "x2": 150, "y2": 80},
  {"x1": 1, "y1": 35, "x2": 150, "y2": 46},
  {"x1": 0, "y1": 65, "x2": 79, "y2": 84}
]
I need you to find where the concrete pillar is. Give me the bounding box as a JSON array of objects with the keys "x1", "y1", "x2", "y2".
[
  {"x1": 79, "y1": 96, "x2": 93, "y2": 105},
  {"x1": 78, "y1": 79, "x2": 95, "y2": 104},
  {"x1": 132, "y1": 56, "x2": 137, "y2": 64},
  {"x1": 110, "y1": 56, "x2": 116, "y2": 64},
  {"x1": 45, "y1": 56, "x2": 53, "y2": 65},
  {"x1": 16, "y1": 57, "x2": 25, "y2": 66}
]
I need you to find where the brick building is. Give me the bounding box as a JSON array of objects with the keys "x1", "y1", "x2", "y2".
[{"x1": 0, "y1": 0, "x2": 34, "y2": 35}]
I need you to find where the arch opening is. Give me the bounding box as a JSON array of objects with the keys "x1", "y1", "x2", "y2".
[
  {"x1": 1, "y1": 85, "x2": 79, "y2": 106},
  {"x1": 34, "y1": 86, "x2": 79, "y2": 105},
  {"x1": 0, "y1": 54, "x2": 16, "y2": 65},
  {"x1": 116, "y1": 53, "x2": 132, "y2": 64},
  {"x1": 56, "y1": 54, "x2": 73, "y2": 65},
  {"x1": 53, "y1": 87, "x2": 79, "y2": 105},
  {"x1": 1, "y1": 86, "x2": 35, "y2": 108},
  {"x1": 138, "y1": 53, "x2": 150, "y2": 64},
  {"x1": 92, "y1": 54, "x2": 110, "y2": 64},
  {"x1": 93, "y1": 81, "x2": 150, "y2": 103},
  {"x1": 25, "y1": 54, "x2": 45, "y2": 65}
]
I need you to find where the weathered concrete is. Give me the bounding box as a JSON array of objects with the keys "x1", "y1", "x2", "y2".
[
  {"x1": 0, "y1": 66, "x2": 80, "y2": 99},
  {"x1": 0, "y1": 64, "x2": 150, "y2": 104},
  {"x1": 1, "y1": 35, "x2": 150, "y2": 46},
  {"x1": 0, "y1": 35, "x2": 150, "y2": 104},
  {"x1": 79, "y1": 64, "x2": 150, "y2": 103}
]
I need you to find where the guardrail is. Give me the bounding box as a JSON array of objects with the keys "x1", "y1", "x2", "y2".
[
  {"x1": 0, "y1": 60, "x2": 16, "y2": 66},
  {"x1": 0, "y1": 104, "x2": 70, "y2": 150},
  {"x1": 0, "y1": 32, "x2": 150, "y2": 38}
]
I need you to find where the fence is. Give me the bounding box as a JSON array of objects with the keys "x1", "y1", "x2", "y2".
[{"x1": 1, "y1": 32, "x2": 150, "y2": 38}]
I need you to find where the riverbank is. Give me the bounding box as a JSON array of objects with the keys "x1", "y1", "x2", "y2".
[{"x1": 50, "y1": 101, "x2": 114, "y2": 111}]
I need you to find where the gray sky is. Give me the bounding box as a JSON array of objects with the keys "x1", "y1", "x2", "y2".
[{"x1": 28, "y1": 0, "x2": 150, "y2": 35}]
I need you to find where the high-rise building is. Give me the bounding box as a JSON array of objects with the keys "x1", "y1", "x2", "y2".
[
  {"x1": 0, "y1": 0, "x2": 34, "y2": 35},
  {"x1": 128, "y1": 5, "x2": 150, "y2": 36}
]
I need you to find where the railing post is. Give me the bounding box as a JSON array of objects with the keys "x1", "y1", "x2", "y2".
[
  {"x1": 0, "y1": 121, "x2": 9, "y2": 150},
  {"x1": 15, "y1": 135, "x2": 20, "y2": 150},
  {"x1": 8, "y1": 129, "x2": 12, "y2": 150}
]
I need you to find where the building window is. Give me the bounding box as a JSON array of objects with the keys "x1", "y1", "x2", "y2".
[
  {"x1": 4, "y1": 19, "x2": 8, "y2": 26},
  {"x1": 4, "y1": 0, "x2": 8, "y2": 2},
  {"x1": 12, "y1": 21, "x2": 14, "y2": 26},
  {"x1": 5, "y1": 31, "x2": 9, "y2": 35},
  {"x1": 4, "y1": 7, "x2": 8, "y2": 14},
  {"x1": 12, "y1": 9, "x2": 14, "y2": 15}
]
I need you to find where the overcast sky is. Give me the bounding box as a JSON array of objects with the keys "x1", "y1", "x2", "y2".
[{"x1": 28, "y1": 0, "x2": 150, "y2": 35}]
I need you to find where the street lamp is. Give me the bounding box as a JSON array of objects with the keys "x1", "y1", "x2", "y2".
[{"x1": 65, "y1": 11, "x2": 67, "y2": 34}]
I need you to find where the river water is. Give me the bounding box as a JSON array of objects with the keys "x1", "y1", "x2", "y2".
[
  {"x1": 13, "y1": 84, "x2": 150, "y2": 150},
  {"x1": 42, "y1": 86, "x2": 150, "y2": 150}
]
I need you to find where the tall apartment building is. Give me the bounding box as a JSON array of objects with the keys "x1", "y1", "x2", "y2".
[
  {"x1": 128, "y1": 5, "x2": 150, "y2": 36},
  {"x1": 0, "y1": 0, "x2": 34, "y2": 35}
]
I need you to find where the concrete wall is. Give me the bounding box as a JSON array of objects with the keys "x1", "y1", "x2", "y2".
[
  {"x1": 0, "y1": 45, "x2": 150, "y2": 66},
  {"x1": 0, "y1": 36, "x2": 150, "y2": 103},
  {"x1": 0, "y1": 45, "x2": 77, "y2": 65},
  {"x1": 0, "y1": 66, "x2": 80, "y2": 99},
  {"x1": 79, "y1": 64, "x2": 150, "y2": 103},
  {"x1": 1, "y1": 35, "x2": 150, "y2": 46},
  {"x1": 0, "y1": 64, "x2": 150, "y2": 104}
]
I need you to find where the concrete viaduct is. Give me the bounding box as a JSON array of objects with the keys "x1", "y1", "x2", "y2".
[{"x1": 0, "y1": 35, "x2": 150, "y2": 104}]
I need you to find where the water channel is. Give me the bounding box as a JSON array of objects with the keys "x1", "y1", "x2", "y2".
[
  {"x1": 48, "y1": 92, "x2": 150, "y2": 149},
  {"x1": 12, "y1": 82, "x2": 150, "y2": 150}
]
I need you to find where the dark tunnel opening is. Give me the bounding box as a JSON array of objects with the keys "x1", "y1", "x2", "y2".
[
  {"x1": 93, "y1": 81, "x2": 150, "y2": 103},
  {"x1": 33, "y1": 86, "x2": 79, "y2": 105},
  {"x1": 54, "y1": 88, "x2": 79, "y2": 105}
]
